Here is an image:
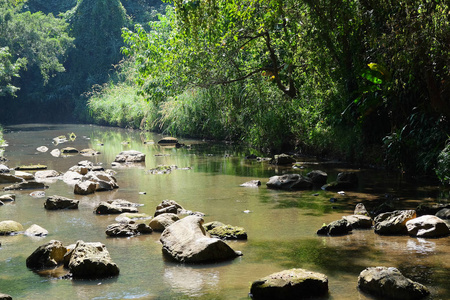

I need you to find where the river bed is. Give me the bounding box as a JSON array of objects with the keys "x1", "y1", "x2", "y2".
[{"x1": 0, "y1": 124, "x2": 449, "y2": 299}]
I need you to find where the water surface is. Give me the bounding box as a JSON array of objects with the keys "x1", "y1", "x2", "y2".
[{"x1": 0, "y1": 124, "x2": 448, "y2": 299}]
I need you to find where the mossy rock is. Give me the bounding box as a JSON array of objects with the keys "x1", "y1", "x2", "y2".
[
  {"x1": 15, "y1": 164, "x2": 47, "y2": 171},
  {"x1": 207, "y1": 224, "x2": 247, "y2": 240},
  {"x1": 0, "y1": 220, "x2": 23, "y2": 235},
  {"x1": 158, "y1": 137, "x2": 178, "y2": 144}
]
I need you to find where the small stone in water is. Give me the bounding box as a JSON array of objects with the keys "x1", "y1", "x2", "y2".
[
  {"x1": 139, "y1": 192, "x2": 146, "y2": 195},
  {"x1": 243, "y1": 210, "x2": 251, "y2": 214},
  {"x1": 30, "y1": 191, "x2": 46, "y2": 198}
]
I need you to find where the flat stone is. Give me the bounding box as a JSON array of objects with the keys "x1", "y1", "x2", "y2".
[{"x1": 406, "y1": 215, "x2": 450, "y2": 238}]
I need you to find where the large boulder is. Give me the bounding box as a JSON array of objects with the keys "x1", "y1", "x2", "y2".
[
  {"x1": 0, "y1": 220, "x2": 23, "y2": 235},
  {"x1": 105, "y1": 221, "x2": 152, "y2": 237},
  {"x1": 406, "y1": 215, "x2": 450, "y2": 238},
  {"x1": 306, "y1": 170, "x2": 328, "y2": 187},
  {"x1": 95, "y1": 199, "x2": 140, "y2": 215},
  {"x1": 374, "y1": 210, "x2": 416, "y2": 235},
  {"x1": 149, "y1": 213, "x2": 180, "y2": 232},
  {"x1": 26, "y1": 240, "x2": 67, "y2": 270},
  {"x1": 0, "y1": 173, "x2": 24, "y2": 184},
  {"x1": 160, "y1": 215, "x2": 242, "y2": 263},
  {"x1": 113, "y1": 150, "x2": 145, "y2": 163},
  {"x1": 266, "y1": 174, "x2": 313, "y2": 190},
  {"x1": 66, "y1": 240, "x2": 120, "y2": 279},
  {"x1": 358, "y1": 266, "x2": 430, "y2": 300},
  {"x1": 317, "y1": 219, "x2": 352, "y2": 236},
  {"x1": 44, "y1": 195, "x2": 79, "y2": 210},
  {"x1": 250, "y1": 268, "x2": 328, "y2": 300}
]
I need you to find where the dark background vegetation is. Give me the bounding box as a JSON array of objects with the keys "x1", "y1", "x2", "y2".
[{"x1": 0, "y1": 0, "x2": 449, "y2": 183}]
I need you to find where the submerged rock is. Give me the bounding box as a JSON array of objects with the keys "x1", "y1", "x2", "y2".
[
  {"x1": 106, "y1": 221, "x2": 152, "y2": 237},
  {"x1": 206, "y1": 224, "x2": 248, "y2": 240},
  {"x1": 358, "y1": 266, "x2": 430, "y2": 300},
  {"x1": 322, "y1": 171, "x2": 359, "y2": 191},
  {"x1": 66, "y1": 240, "x2": 120, "y2": 279},
  {"x1": 3, "y1": 181, "x2": 48, "y2": 191},
  {"x1": 0, "y1": 173, "x2": 24, "y2": 184},
  {"x1": 250, "y1": 268, "x2": 329, "y2": 300},
  {"x1": 240, "y1": 180, "x2": 261, "y2": 187},
  {"x1": 406, "y1": 215, "x2": 450, "y2": 238},
  {"x1": 160, "y1": 215, "x2": 242, "y2": 263},
  {"x1": 266, "y1": 174, "x2": 313, "y2": 190}
]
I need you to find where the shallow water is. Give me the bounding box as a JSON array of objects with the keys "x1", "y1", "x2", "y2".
[{"x1": 0, "y1": 124, "x2": 448, "y2": 300}]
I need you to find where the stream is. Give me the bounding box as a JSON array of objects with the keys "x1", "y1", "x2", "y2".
[{"x1": 0, "y1": 124, "x2": 449, "y2": 299}]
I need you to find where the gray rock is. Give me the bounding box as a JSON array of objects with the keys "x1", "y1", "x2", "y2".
[
  {"x1": 106, "y1": 221, "x2": 152, "y2": 237},
  {"x1": 250, "y1": 268, "x2": 328, "y2": 300},
  {"x1": 266, "y1": 174, "x2": 312, "y2": 190},
  {"x1": 83, "y1": 171, "x2": 118, "y2": 191},
  {"x1": 203, "y1": 221, "x2": 225, "y2": 231},
  {"x1": 240, "y1": 180, "x2": 261, "y2": 187},
  {"x1": 67, "y1": 240, "x2": 120, "y2": 279},
  {"x1": 149, "y1": 213, "x2": 180, "y2": 232},
  {"x1": 3, "y1": 181, "x2": 48, "y2": 191},
  {"x1": 0, "y1": 173, "x2": 24, "y2": 184},
  {"x1": 63, "y1": 171, "x2": 84, "y2": 185},
  {"x1": 0, "y1": 164, "x2": 10, "y2": 173},
  {"x1": 342, "y1": 215, "x2": 373, "y2": 229},
  {"x1": 24, "y1": 224, "x2": 48, "y2": 237},
  {"x1": 115, "y1": 212, "x2": 152, "y2": 223},
  {"x1": 317, "y1": 219, "x2": 352, "y2": 236},
  {"x1": 0, "y1": 293, "x2": 12, "y2": 300},
  {"x1": 154, "y1": 204, "x2": 178, "y2": 217},
  {"x1": 74, "y1": 180, "x2": 97, "y2": 195},
  {"x1": 0, "y1": 220, "x2": 23, "y2": 235},
  {"x1": 306, "y1": 170, "x2": 328, "y2": 187},
  {"x1": 34, "y1": 170, "x2": 61, "y2": 182},
  {"x1": 406, "y1": 215, "x2": 450, "y2": 238},
  {"x1": 80, "y1": 148, "x2": 101, "y2": 156},
  {"x1": 0, "y1": 194, "x2": 15, "y2": 202},
  {"x1": 354, "y1": 203, "x2": 370, "y2": 216},
  {"x1": 36, "y1": 146, "x2": 48, "y2": 152},
  {"x1": 26, "y1": 240, "x2": 67, "y2": 270},
  {"x1": 436, "y1": 208, "x2": 450, "y2": 219},
  {"x1": 270, "y1": 153, "x2": 296, "y2": 165},
  {"x1": 44, "y1": 195, "x2": 79, "y2": 210},
  {"x1": 95, "y1": 199, "x2": 140, "y2": 215},
  {"x1": 114, "y1": 150, "x2": 145, "y2": 163},
  {"x1": 358, "y1": 266, "x2": 430, "y2": 300},
  {"x1": 14, "y1": 170, "x2": 34, "y2": 180},
  {"x1": 374, "y1": 210, "x2": 416, "y2": 235},
  {"x1": 160, "y1": 215, "x2": 242, "y2": 263}
]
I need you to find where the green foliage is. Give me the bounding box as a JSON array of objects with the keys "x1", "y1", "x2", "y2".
[
  {"x1": 436, "y1": 140, "x2": 450, "y2": 185},
  {"x1": 0, "y1": 46, "x2": 26, "y2": 96}
]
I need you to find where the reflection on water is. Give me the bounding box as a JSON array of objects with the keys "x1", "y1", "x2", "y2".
[{"x1": 0, "y1": 124, "x2": 449, "y2": 300}]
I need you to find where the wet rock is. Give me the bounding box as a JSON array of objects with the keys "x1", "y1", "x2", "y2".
[
  {"x1": 358, "y1": 266, "x2": 430, "y2": 300},
  {"x1": 154, "y1": 205, "x2": 178, "y2": 216},
  {"x1": 3, "y1": 181, "x2": 48, "y2": 190},
  {"x1": 250, "y1": 268, "x2": 329, "y2": 300},
  {"x1": 83, "y1": 171, "x2": 118, "y2": 191},
  {"x1": 26, "y1": 240, "x2": 67, "y2": 270},
  {"x1": 36, "y1": 146, "x2": 48, "y2": 152},
  {"x1": 44, "y1": 195, "x2": 79, "y2": 210},
  {"x1": 354, "y1": 203, "x2": 370, "y2": 216},
  {"x1": 95, "y1": 199, "x2": 140, "y2": 215},
  {"x1": 0, "y1": 220, "x2": 23, "y2": 235},
  {"x1": 114, "y1": 150, "x2": 145, "y2": 163},
  {"x1": 203, "y1": 221, "x2": 225, "y2": 231},
  {"x1": 436, "y1": 208, "x2": 450, "y2": 219},
  {"x1": 115, "y1": 212, "x2": 152, "y2": 223},
  {"x1": 66, "y1": 240, "x2": 120, "y2": 279},
  {"x1": 106, "y1": 221, "x2": 153, "y2": 237},
  {"x1": 50, "y1": 149, "x2": 61, "y2": 157},
  {"x1": 0, "y1": 173, "x2": 24, "y2": 184},
  {"x1": 317, "y1": 219, "x2": 352, "y2": 236},
  {"x1": 61, "y1": 147, "x2": 79, "y2": 154},
  {"x1": 160, "y1": 215, "x2": 242, "y2": 263},
  {"x1": 34, "y1": 170, "x2": 61, "y2": 183},
  {"x1": 14, "y1": 170, "x2": 34, "y2": 180},
  {"x1": 63, "y1": 171, "x2": 84, "y2": 184},
  {"x1": 156, "y1": 199, "x2": 183, "y2": 211},
  {"x1": 322, "y1": 171, "x2": 358, "y2": 191},
  {"x1": 206, "y1": 224, "x2": 248, "y2": 240},
  {"x1": 15, "y1": 164, "x2": 47, "y2": 171},
  {"x1": 374, "y1": 210, "x2": 416, "y2": 235},
  {"x1": 158, "y1": 137, "x2": 178, "y2": 145},
  {"x1": 29, "y1": 191, "x2": 46, "y2": 198},
  {"x1": 270, "y1": 153, "x2": 296, "y2": 165},
  {"x1": 406, "y1": 215, "x2": 450, "y2": 238},
  {"x1": 0, "y1": 194, "x2": 15, "y2": 202},
  {"x1": 0, "y1": 164, "x2": 11, "y2": 173},
  {"x1": 24, "y1": 224, "x2": 48, "y2": 237},
  {"x1": 149, "y1": 213, "x2": 179, "y2": 232},
  {"x1": 266, "y1": 174, "x2": 313, "y2": 190},
  {"x1": 74, "y1": 180, "x2": 97, "y2": 195},
  {"x1": 342, "y1": 215, "x2": 373, "y2": 229},
  {"x1": 240, "y1": 180, "x2": 261, "y2": 187},
  {"x1": 306, "y1": 170, "x2": 328, "y2": 187}
]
